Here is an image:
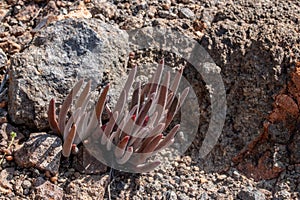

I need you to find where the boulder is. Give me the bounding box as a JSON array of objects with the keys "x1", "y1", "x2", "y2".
[{"x1": 9, "y1": 18, "x2": 129, "y2": 130}]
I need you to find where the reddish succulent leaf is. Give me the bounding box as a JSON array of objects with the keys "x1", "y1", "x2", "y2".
[
  {"x1": 63, "y1": 108, "x2": 81, "y2": 141},
  {"x1": 155, "y1": 124, "x2": 180, "y2": 151},
  {"x1": 148, "y1": 59, "x2": 164, "y2": 96},
  {"x1": 102, "y1": 111, "x2": 119, "y2": 144},
  {"x1": 165, "y1": 96, "x2": 179, "y2": 128},
  {"x1": 105, "y1": 104, "x2": 112, "y2": 117},
  {"x1": 114, "y1": 111, "x2": 130, "y2": 144},
  {"x1": 73, "y1": 111, "x2": 88, "y2": 144},
  {"x1": 175, "y1": 87, "x2": 189, "y2": 113},
  {"x1": 157, "y1": 72, "x2": 169, "y2": 108},
  {"x1": 117, "y1": 146, "x2": 133, "y2": 165},
  {"x1": 129, "y1": 127, "x2": 149, "y2": 147},
  {"x1": 112, "y1": 91, "x2": 126, "y2": 121},
  {"x1": 123, "y1": 66, "x2": 137, "y2": 95},
  {"x1": 119, "y1": 109, "x2": 138, "y2": 143},
  {"x1": 114, "y1": 136, "x2": 130, "y2": 159},
  {"x1": 136, "y1": 97, "x2": 153, "y2": 127},
  {"x1": 58, "y1": 80, "x2": 83, "y2": 135},
  {"x1": 62, "y1": 124, "x2": 77, "y2": 157},
  {"x1": 146, "y1": 112, "x2": 158, "y2": 128},
  {"x1": 166, "y1": 92, "x2": 174, "y2": 110},
  {"x1": 48, "y1": 98, "x2": 60, "y2": 135},
  {"x1": 84, "y1": 110, "x2": 98, "y2": 138},
  {"x1": 131, "y1": 82, "x2": 141, "y2": 111},
  {"x1": 75, "y1": 80, "x2": 91, "y2": 109},
  {"x1": 106, "y1": 131, "x2": 117, "y2": 151},
  {"x1": 95, "y1": 84, "x2": 110, "y2": 121},
  {"x1": 138, "y1": 133, "x2": 162, "y2": 153},
  {"x1": 148, "y1": 123, "x2": 165, "y2": 138},
  {"x1": 135, "y1": 123, "x2": 165, "y2": 151}
]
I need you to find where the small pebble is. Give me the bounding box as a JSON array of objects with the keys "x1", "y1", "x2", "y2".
[
  {"x1": 22, "y1": 180, "x2": 32, "y2": 189},
  {"x1": 50, "y1": 176, "x2": 58, "y2": 183},
  {"x1": 45, "y1": 171, "x2": 51, "y2": 178},
  {"x1": 5, "y1": 155, "x2": 13, "y2": 161}
]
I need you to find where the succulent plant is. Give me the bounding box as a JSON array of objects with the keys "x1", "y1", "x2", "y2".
[
  {"x1": 48, "y1": 79, "x2": 109, "y2": 157},
  {"x1": 48, "y1": 60, "x2": 189, "y2": 172}
]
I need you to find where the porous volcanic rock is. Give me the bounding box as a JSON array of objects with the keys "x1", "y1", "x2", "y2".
[
  {"x1": 194, "y1": 0, "x2": 300, "y2": 173},
  {"x1": 8, "y1": 18, "x2": 129, "y2": 130},
  {"x1": 14, "y1": 132, "x2": 62, "y2": 175}
]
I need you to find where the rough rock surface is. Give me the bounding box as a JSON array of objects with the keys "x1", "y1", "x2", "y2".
[
  {"x1": 194, "y1": 0, "x2": 300, "y2": 172},
  {"x1": 0, "y1": 167, "x2": 14, "y2": 195},
  {"x1": 8, "y1": 18, "x2": 129, "y2": 130},
  {"x1": 35, "y1": 181, "x2": 63, "y2": 200},
  {"x1": 14, "y1": 132, "x2": 62, "y2": 175},
  {"x1": 237, "y1": 187, "x2": 266, "y2": 200},
  {"x1": 64, "y1": 174, "x2": 109, "y2": 200}
]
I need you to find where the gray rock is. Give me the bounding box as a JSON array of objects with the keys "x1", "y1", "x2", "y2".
[
  {"x1": 158, "y1": 10, "x2": 177, "y2": 19},
  {"x1": 237, "y1": 187, "x2": 266, "y2": 200},
  {"x1": 14, "y1": 177, "x2": 24, "y2": 196},
  {"x1": 268, "y1": 122, "x2": 291, "y2": 144},
  {"x1": 21, "y1": 180, "x2": 32, "y2": 189},
  {"x1": 179, "y1": 8, "x2": 195, "y2": 19},
  {"x1": 0, "y1": 167, "x2": 14, "y2": 192},
  {"x1": 163, "y1": 190, "x2": 177, "y2": 200},
  {"x1": 90, "y1": 1, "x2": 117, "y2": 19},
  {"x1": 0, "y1": 48, "x2": 7, "y2": 68},
  {"x1": 33, "y1": 177, "x2": 46, "y2": 187},
  {"x1": 64, "y1": 174, "x2": 109, "y2": 200},
  {"x1": 14, "y1": 132, "x2": 62, "y2": 175},
  {"x1": 35, "y1": 181, "x2": 64, "y2": 200},
  {"x1": 9, "y1": 18, "x2": 129, "y2": 130}
]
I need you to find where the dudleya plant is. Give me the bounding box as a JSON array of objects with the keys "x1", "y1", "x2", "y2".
[{"x1": 48, "y1": 60, "x2": 189, "y2": 173}]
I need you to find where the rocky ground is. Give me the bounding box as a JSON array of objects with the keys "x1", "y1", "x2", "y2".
[{"x1": 0, "y1": 0, "x2": 300, "y2": 199}]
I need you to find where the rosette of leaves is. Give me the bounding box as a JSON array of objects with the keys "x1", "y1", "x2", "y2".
[{"x1": 48, "y1": 60, "x2": 189, "y2": 172}]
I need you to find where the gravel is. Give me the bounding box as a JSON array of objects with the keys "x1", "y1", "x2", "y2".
[{"x1": 0, "y1": 0, "x2": 299, "y2": 199}]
